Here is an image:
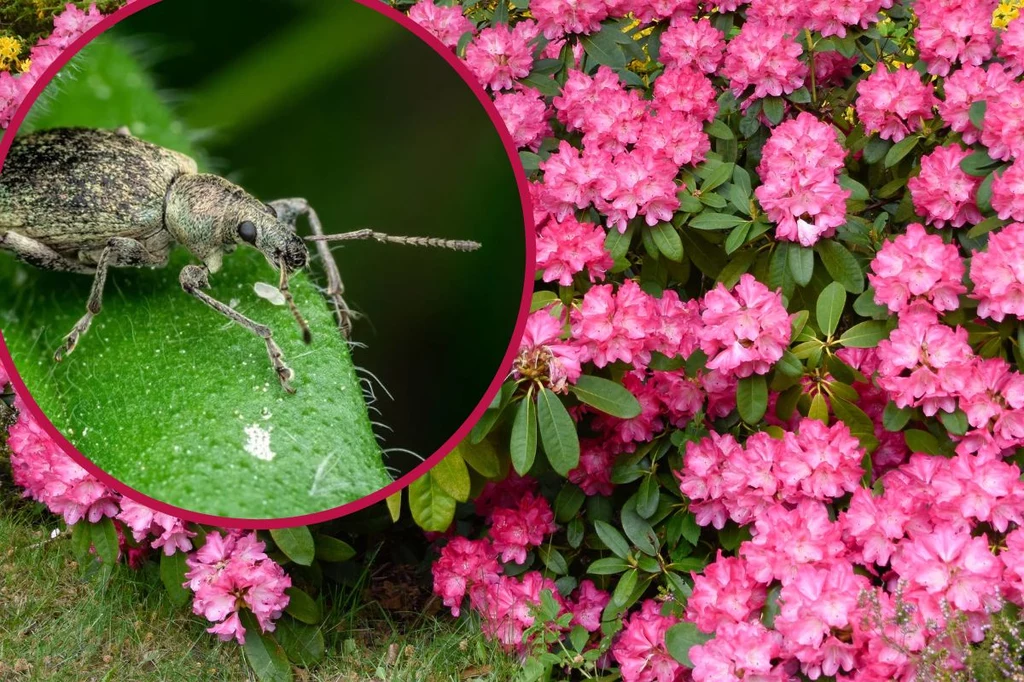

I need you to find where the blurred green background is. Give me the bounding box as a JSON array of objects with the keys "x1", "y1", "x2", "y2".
[{"x1": 3, "y1": 0, "x2": 525, "y2": 481}]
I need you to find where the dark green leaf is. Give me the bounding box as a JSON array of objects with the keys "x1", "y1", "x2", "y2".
[
  {"x1": 882, "y1": 402, "x2": 913, "y2": 432},
  {"x1": 554, "y1": 484, "x2": 586, "y2": 523},
  {"x1": 570, "y1": 375, "x2": 642, "y2": 418},
  {"x1": 816, "y1": 240, "x2": 865, "y2": 294},
  {"x1": 666, "y1": 622, "x2": 713, "y2": 668},
  {"x1": 613, "y1": 569, "x2": 639, "y2": 606},
  {"x1": 939, "y1": 409, "x2": 969, "y2": 436},
  {"x1": 960, "y1": 150, "x2": 1000, "y2": 177},
  {"x1": 884, "y1": 135, "x2": 918, "y2": 168},
  {"x1": 737, "y1": 375, "x2": 768, "y2": 424},
  {"x1": 91, "y1": 518, "x2": 119, "y2": 566},
  {"x1": 270, "y1": 527, "x2": 316, "y2": 566},
  {"x1": 240, "y1": 612, "x2": 292, "y2": 682},
  {"x1": 763, "y1": 96, "x2": 785, "y2": 125},
  {"x1": 650, "y1": 223, "x2": 684, "y2": 262},
  {"x1": 839, "y1": 320, "x2": 890, "y2": 348},
  {"x1": 588, "y1": 557, "x2": 631, "y2": 575},
  {"x1": 160, "y1": 551, "x2": 191, "y2": 607},
  {"x1": 621, "y1": 508, "x2": 659, "y2": 556},
  {"x1": 689, "y1": 213, "x2": 747, "y2": 230},
  {"x1": 863, "y1": 136, "x2": 890, "y2": 164},
  {"x1": 606, "y1": 222, "x2": 635, "y2": 263},
  {"x1": 904, "y1": 429, "x2": 942, "y2": 455},
  {"x1": 967, "y1": 215, "x2": 1007, "y2": 239},
  {"x1": 313, "y1": 536, "x2": 356, "y2": 563},
  {"x1": 537, "y1": 387, "x2": 581, "y2": 475},
  {"x1": 594, "y1": 520, "x2": 631, "y2": 559},
  {"x1": 275, "y1": 619, "x2": 325, "y2": 667},
  {"x1": 511, "y1": 395, "x2": 539, "y2": 475},
  {"x1": 838, "y1": 175, "x2": 870, "y2": 201},
  {"x1": 969, "y1": 100, "x2": 987, "y2": 130},
  {"x1": 787, "y1": 245, "x2": 814, "y2": 286},
  {"x1": 706, "y1": 119, "x2": 734, "y2": 140},
  {"x1": 581, "y1": 25, "x2": 627, "y2": 68},
  {"x1": 816, "y1": 282, "x2": 847, "y2": 337},
  {"x1": 285, "y1": 587, "x2": 321, "y2": 624}
]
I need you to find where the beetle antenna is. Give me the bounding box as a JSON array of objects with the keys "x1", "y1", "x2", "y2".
[
  {"x1": 279, "y1": 258, "x2": 312, "y2": 344},
  {"x1": 306, "y1": 228, "x2": 481, "y2": 252}
]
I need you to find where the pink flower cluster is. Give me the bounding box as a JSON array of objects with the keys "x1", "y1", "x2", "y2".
[
  {"x1": 536, "y1": 213, "x2": 613, "y2": 286},
  {"x1": 991, "y1": 161, "x2": 1024, "y2": 221},
  {"x1": 755, "y1": 112, "x2": 850, "y2": 245},
  {"x1": 0, "y1": 3, "x2": 107, "y2": 128},
  {"x1": 515, "y1": 306, "x2": 584, "y2": 392},
  {"x1": 494, "y1": 89, "x2": 551, "y2": 151},
  {"x1": 677, "y1": 419, "x2": 864, "y2": 528},
  {"x1": 981, "y1": 79, "x2": 1024, "y2": 161},
  {"x1": 855, "y1": 65, "x2": 937, "y2": 142},
  {"x1": 117, "y1": 498, "x2": 195, "y2": 556},
  {"x1": 915, "y1": 0, "x2": 997, "y2": 76},
  {"x1": 907, "y1": 144, "x2": 982, "y2": 228},
  {"x1": 184, "y1": 532, "x2": 291, "y2": 644},
  {"x1": 722, "y1": 21, "x2": 807, "y2": 102},
  {"x1": 868, "y1": 222, "x2": 966, "y2": 313},
  {"x1": 938, "y1": 64, "x2": 1013, "y2": 145},
  {"x1": 464, "y1": 20, "x2": 538, "y2": 90},
  {"x1": 970, "y1": 222, "x2": 1024, "y2": 322},
  {"x1": 407, "y1": 0, "x2": 474, "y2": 48}
]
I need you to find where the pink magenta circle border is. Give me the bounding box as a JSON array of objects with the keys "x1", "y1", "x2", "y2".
[{"x1": 0, "y1": 0, "x2": 535, "y2": 529}]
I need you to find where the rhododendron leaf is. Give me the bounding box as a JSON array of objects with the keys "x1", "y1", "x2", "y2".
[
  {"x1": 863, "y1": 136, "x2": 891, "y2": 164},
  {"x1": 787, "y1": 245, "x2": 814, "y2": 286},
  {"x1": 939, "y1": 409, "x2": 969, "y2": 436},
  {"x1": 698, "y1": 162, "x2": 735, "y2": 193},
  {"x1": 763, "y1": 96, "x2": 785, "y2": 125},
  {"x1": 91, "y1": 517, "x2": 119, "y2": 566},
  {"x1": 817, "y1": 240, "x2": 865, "y2": 294},
  {"x1": 816, "y1": 282, "x2": 847, "y2": 337},
  {"x1": 775, "y1": 351, "x2": 803, "y2": 379},
  {"x1": 284, "y1": 587, "x2": 321, "y2": 624},
  {"x1": 567, "y1": 517, "x2": 585, "y2": 548},
  {"x1": 883, "y1": 135, "x2": 918, "y2": 168},
  {"x1": 511, "y1": 396, "x2": 539, "y2": 475},
  {"x1": 650, "y1": 223, "x2": 685, "y2": 262},
  {"x1": 689, "y1": 212, "x2": 747, "y2": 231},
  {"x1": 271, "y1": 527, "x2": 316, "y2": 567},
  {"x1": 966, "y1": 215, "x2": 1008, "y2": 239},
  {"x1": 677, "y1": 192, "x2": 705, "y2": 213},
  {"x1": 70, "y1": 522, "x2": 93, "y2": 565},
  {"x1": 769, "y1": 243, "x2": 797, "y2": 297},
  {"x1": 430, "y1": 451, "x2": 471, "y2": 502},
  {"x1": 959, "y1": 150, "x2": 1001, "y2": 177},
  {"x1": 718, "y1": 523, "x2": 751, "y2": 552},
  {"x1": 723, "y1": 184, "x2": 751, "y2": 217},
  {"x1": 977, "y1": 171, "x2": 996, "y2": 213},
  {"x1": 470, "y1": 382, "x2": 515, "y2": 444},
  {"x1": 605, "y1": 222, "x2": 636, "y2": 264},
  {"x1": 581, "y1": 25, "x2": 628, "y2": 68},
  {"x1": 275, "y1": 619, "x2": 325, "y2": 666},
  {"x1": 737, "y1": 375, "x2": 768, "y2": 424},
  {"x1": 699, "y1": 192, "x2": 728, "y2": 210},
  {"x1": 539, "y1": 546, "x2": 569, "y2": 575},
  {"x1": 969, "y1": 100, "x2": 988, "y2": 130},
  {"x1": 621, "y1": 506, "x2": 659, "y2": 556},
  {"x1": 665, "y1": 622, "x2": 713, "y2": 668},
  {"x1": 665, "y1": 571, "x2": 693, "y2": 599},
  {"x1": 809, "y1": 393, "x2": 830, "y2": 423},
  {"x1": 160, "y1": 552, "x2": 191, "y2": 608},
  {"x1": 570, "y1": 375, "x2": 642, "y2": 419},
  {"x1": 239, "y1": 612, "x2": 292, "y2": 682},
  {"x1": 831, "y1": 397, "x2": 876, "y2": 447},
  {"x1": 904, "y1": 429, "x2": 942, "y2": 455},
  {"x1": 594, "y1": 520, "x2": 631, "y2": 559},
  {"x1": 853, "y1": 289, "x2": 890, "y2": 320},
  {"x1": 680, "y1": 231, "x2": 727, "y2": 279},
  {"x1": 537, "y1": 388, "x2": 580, "y2": 475},
  {"x1": 761, "y1": 586, "x2": 782, "y2": 628},
  {"x1": 408, "y1": 472, "x2": 457, "y2": 532},
  {"x1": 531, "y1": 291, "x2": 560, "y2": 312},
  {"x1": 838, "y1": 175, "x2": 870, "y2": 201},
  {"x1": 787, "y1": 86, "x2": 812, "y2": 104},
  {"x1": 519, "y1": 151, "x2": 542, "y2": 172},
  {"x1": 706, "y1": 119, "x2": 734, "y2": 140},
  {"x1": 569, "y1": 625, "x2": 589, "y2": 653},
  {"x1": 649, "y1": 352, "x2": 686, "y2": 372},
  {"x1": 882, "y1": 402, "x2": 913, "y2": 432},
  {"x1": 455, "y1": 437, "x2": 502, "y2": 479},
  {"x1": 313, "y1": 535, "x2": 356, "y2": 563},
  {"x1": 612, "y1": 569, "x2": 639, "y2": 607},
  {"x1": 724, "y1": 222, "x2": 753, "y2": 255},
  {"x1": 839, "y1": 320, "x2": 890, "y2": 348},
  {"x1": 776, "y1": 385, "x2": 802, "y2": 421},
  {"x1": 635, "y1": 476, "x2": 661, "y2": 519},
  {"x1": 553, "y1": 484, "x2": 586, "y2": 524},
  {"x1": 491, "y1": 0, "x2": 508, "y2": 24},
  {"x1": 519, "y1": 72, "x2": 561, "y2": 97}
]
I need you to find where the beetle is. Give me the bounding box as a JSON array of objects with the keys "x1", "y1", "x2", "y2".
[{"x1": 0, "y1": 127, "x2": 480, "y2": 393}]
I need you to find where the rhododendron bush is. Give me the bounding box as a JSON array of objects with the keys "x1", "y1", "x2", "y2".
[{"x1": 398, "y1": 0, "x2": 1024, "y2": 679}]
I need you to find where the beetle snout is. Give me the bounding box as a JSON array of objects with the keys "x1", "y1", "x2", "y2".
[{"x1": 280, "y1": 236, "x2": 308, "y2": 271}]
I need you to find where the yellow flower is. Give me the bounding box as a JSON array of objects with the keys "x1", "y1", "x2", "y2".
[
  {"x1": 0, "y1": 35, "x2": 24, "y2": 72},
  {"x1": 994, "y1": 0, "x2": 1023, "y2": 29}
]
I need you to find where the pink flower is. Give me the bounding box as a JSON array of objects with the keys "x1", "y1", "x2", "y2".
[
  {"x1": 568, "y1": 580, "x2": 610, "y2": 632},
  {"x1": 184, "y1": 532, "x2": 291, "y2": 644},
  {"x1": 493, "y1": 89, "x2": 550, "y2": 151},
  {"x1": 938, "y1": 64, "x2": 1013, "y2": 144},
  {"x1": 686, "y1": 551, "x2": 767, "y2": 633},
  {"x1": 776, "y1": 418, "x2": 865, "y2": 502},
  {"x1": 531, "y1": 0, "x2": 609, "y2": 38},
  {"x1": 637, "y1": 107, "x2": 711, "y2": 168},
  {"x1": 432, "y1": 537, "x2": 501, "y2": 616},
  {"x1": 699, "y1": 274, "x2": 792, "y2": 379},
  {"x1": 568, "y1": 439, "x2": 618, "y2": 495},
  {"x1": 981, "y1": 79, "x2": 1024, "y2": 161},
  {"x1": 470, "y1": 572, "x2": 563, "y2": 650},
  {"x1": 804, "y1": 0, "x2": 890, "y2": 38},
  {"x1": 1001, "y1": 528, "x2": 1024, "y2": 604},
  {"x1": 570, "y1": 280, "x2": 659, "y2": 368},
  {"x1": 840, "y1": 486, "x2": 912, "y2": 566},
  {"x1": 407, "y1": 0, "x2": 474, "y2": 48},
  {"x1": 463, "y1": 21, "x2": 538, "y2": 90},
  {"x1": 689, "y1": 620, "x2": 787, "y2": 682},
  {"x1": 117, "y1": 498, "x2": 195, "y2": 556},
  {"x1": 855, "y1": 65, "x2": 937, "y2": 142},
  {"x1": 652, "y1": 65, "x2": 718, "y2": 123},
  {"x1": 908, "y1": 144, "x2": 982, "y2": 228},
  {"x1": 612, "y1": 600, "x2": 684, "y2": 682},
  {"x1": 970, "y1": 222, "x2": 1024, "y2": 321},
  {"x1": 558, "y1": 67, "x2": 647, "y2": 153},
  {"x1": 740, "y1": 501, "x2": 847, "y2": 584},
  {"x1": 489, "y1": 492, "x2": 557, "y2": 564},
  {"x1": 755, "y1": 112, "x2": 850, "y2": 246},
  {"x1": 474, "y1": 473, "x2": 537, "y2": 520},
  {"x1": 722, "y1": 21, "x2": 807, "y2": 102},
  {"x1": 536, "y1": 214, "x2": 613, "y2": 287},
  {"x1": 8, "y1": 411, "x2": 120, "y2": 526},
  {"x1": 659, "y1": 16, "x2": 725, "y2": 73},
  {"x1": 992, "y1": 160, "x2": 1024, "y2": 221},
  {"x1": 596, "y1": 148, "x2": 681, "y2": 232},
  {"x1": 915, "y1": 0, "x2": 998, "y2": 76},
  {"x1": 515, "y1": 307, "x2": 584, "y2": 392},
  {"x1": 1000, "y1": 16, "x2": 1024, "y2": 76},
  {"x1": 537, "y1": 141, "x2": 615, "y2": 221},
  {"x1": 868, "y1": 222, "x2": 966, "y2": 313}
]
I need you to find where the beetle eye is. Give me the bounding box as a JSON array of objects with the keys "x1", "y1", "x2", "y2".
[{"x1": 238, "y1": 221, "x2": 258, "y2": 244}]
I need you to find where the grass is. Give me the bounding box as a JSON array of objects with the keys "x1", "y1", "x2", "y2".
[{"x1": 0, "y1": 441, "x2": 516, "y2": 682}]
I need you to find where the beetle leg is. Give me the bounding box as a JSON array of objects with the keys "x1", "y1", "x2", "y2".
[
  {"x1": 266, "y1": 198, "x2": 355, "y2": 338},
  {"x1": 179, "y1": 264, "x2": 296, "y2": 394},
  {"x1": 55, "y1": 237, "x2": 157, "y2": 361},
  {"x1": 1, "y1": 230, "x2": 95, "y2": 274}
]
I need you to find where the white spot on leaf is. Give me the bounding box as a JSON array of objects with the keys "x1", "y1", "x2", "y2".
[
  {"x1": 244, "y1": 423, "x2": 276, "y2": 462},
  {"x1": 254, "y1": 282, "x2": 286, "y2": 306}
]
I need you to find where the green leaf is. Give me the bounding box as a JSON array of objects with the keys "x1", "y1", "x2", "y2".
[
  {"x1": 978, "y1": 171, "x2": 996, "y2": 213},
  {"x1": 960, "y1": 150, "x2": 1000, "y2": 177},
  {"x1": 689, "y1": 213, "x2": 747, "y2": 230},
  {"x1": 511, "y1": 395, "x2": 539, "y2": 475},
  {"x1": 838, "y1": 175, "x2": 869, "y2": 201},
  {"x1": 454, "y1": 437, "x2": 502, "y2": 478},
  {"x1": 969, "y1": 100, "x2": 987, "y2": 129},
  {"x1": 275, "y1": 619, "x2": 325, "y2": 666},
  {"x1": 588, "y1": 557, "x2": 631, "y2": 575},
  {"x1": 809, "y1": 393, "x2": 830, "y2": 423},
  {"x1": 882, "y1": 402, "x2": 913, "y2": 432},
  {"x1": 939, "y1": 409, "x2": 969, "y2": 436},
  {"x1": 839, "y1": 320, "x2": 890, "y2": 348},
  {"x1": 613, "y1": 569, "x2": 639, "y2": 607},
  {"x1": 492, "y1": 0, "x2": 509, "y2": 23},
  {"x1": 570, "y1": 375, "x2": 642, "y2": 419},
  {"x1": 665, "y1": 622, "x2": 713, "y2": 668},
  {"x1": 905, "y1": 429, "x2": 942, "y2": 455},
  {"x1": 884, "y1": 135, "x2": 918, "y2": 168},
  {"x1": 91, "y1": 518, "x2": 119, "y2": 566},
  {"x1": 160, "y1": 551, "x2": 191, "y2": 607},
  {"x1": 621, "y1": 508, "x2": 659, "y2": 556},
  {"x1": 863, "y1": 136, "x2": 891, "y2": 164},
  {"x1": 285, "y1": 587, "x2": 322, "y2": 624},
  {"x1": 606, "y1": 223, "x2": 635, "y2": 262},
  {"x1": 313, "y1": 536, "x2": 356, "y2": 563},
  {"x1": 762, "y1": 96, "x2": 784, "y2": 125},
  {"x1": 816, "y1": 282, "x2": 847, "y2": 337},
  {"x1": 737, "y1": 375, "x2": 768, "y2": 424},
  {"x1": 539, "y1": 546, "x2": 569, "y2": 575},
  {"x1": 706, "y1": 119, "x2": 734, "y2": 140},
  {"x1": 816, "y1": 240, "x2": 865, "y2": 294},
  {"x1": 554, "y1": 484, "x2": 586, "y2": 523},
  {"x1": 787, "y1": 245, "x2": 814, "y2": 286},
  {"x1": 649, "y1": 223, "x2": 684, "y2": 262},
  {"x1": 679, "y1": 230, "x2": 727, "y2": 278},
  {"x1": 724, "y1": 223, "x2": 753, "y2": 255},
  {"x1": 240, "y1": 612, "x2": 293, "y2": 682},
  {"x1": 581, "y1": 25, "x2": 627, "y2": 68},
  {"x1": 537, "y1": 388, "x2": 581, "y2": 476},
  {"x1": 70, "y1": 523, "x2": 93, "y2": 564},
  {"x1": 594, "y1": 520, "x2": 631, "y2": 559},
  {"x1": 408, "y1": 472, "x2": 457, "y2": 532},
  {"x1": 698, "y1": 162, "x2": 735, "y2": 192},
  {"x1": 430, "y1": 451, "x2": 471, "y2": 502},
  {"x1": 967, "y1": 215, "x2": 1007, "y2": 239},
  {"x1": 270, "y1": 527, "x2": 316, "y2": 566}
]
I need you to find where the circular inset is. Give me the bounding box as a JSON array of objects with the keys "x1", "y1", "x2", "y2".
[{"x1": 0, "y1": 0, "x2": 531, "y2": 523}]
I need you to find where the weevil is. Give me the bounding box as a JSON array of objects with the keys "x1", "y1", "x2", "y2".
[{"x1": 0, "y1": 127, "x2": 481, "y2": 393}]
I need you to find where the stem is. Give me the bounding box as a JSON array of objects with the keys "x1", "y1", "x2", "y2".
[{"x1": 805, "y1": 29, "x2": 818, "y2": 105}]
